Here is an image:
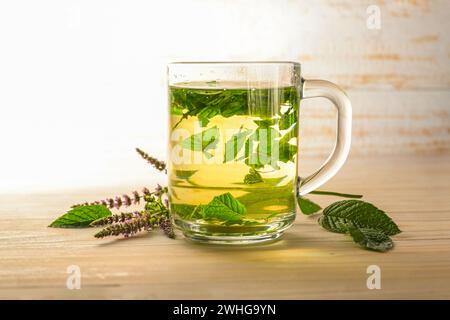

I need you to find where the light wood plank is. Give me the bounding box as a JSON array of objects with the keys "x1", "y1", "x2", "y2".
[{"x1": 0, "y1": 155, "x2": 449, "y2": 299}]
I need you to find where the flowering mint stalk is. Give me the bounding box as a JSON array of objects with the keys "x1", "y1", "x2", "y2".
[
  {"x1": 94, "y1": 212, "x2": 154, "y2": 238},
  {"x1": 90, "y1": 211, "x2": 144, "y2": 227},
  {"x1": 93, "y1": 210, "x2": 173, "y2": 239},
  {"x1": 159, "y1": 216, "x2": 175, "y2": 238},
  {"x1": 52, "y1": 148, "x2": 174, "y2": 240},
  {"x1": 71, "y1": 188, "x2": 153, "y2": 210},
  {"x1": 136, "y1": 147, "x2": 167, "y2": 173}
]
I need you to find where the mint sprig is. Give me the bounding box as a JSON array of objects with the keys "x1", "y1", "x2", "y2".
[
  {"x1": 319, "y1": 200, "x2": 401, "y2": 236},
  {"x1": 49, "y1": 205, "x2": 112, "y2": 228}
]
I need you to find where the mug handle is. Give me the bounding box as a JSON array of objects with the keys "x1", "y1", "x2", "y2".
[{"x1": 297, "y1": 79, "x2": 352, "y2": 196}]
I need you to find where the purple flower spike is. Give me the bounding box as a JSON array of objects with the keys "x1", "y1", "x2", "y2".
[
  {"x1": 132, "y1": 191, "x2": 140, "y2": 204},
  {"x1": 107, "y1": 198, "x2": 115, "y2": 209},
  {"x1": 164, "y1": 198, "x2": 169, "y2": 208},
  {"x1": 142, "y1": 187, "x2": 150, "y2": 195},
  {"x1": 114, "y1": 196, "x2": 122, "y2": 210},
  {"x1": 122, "y1": 194, "x2": 132, "y2": 207}
]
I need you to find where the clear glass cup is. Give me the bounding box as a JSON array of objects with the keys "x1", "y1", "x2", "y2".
[{"x1": 167, "y1": 62, "x2": 352, "y2": 244}]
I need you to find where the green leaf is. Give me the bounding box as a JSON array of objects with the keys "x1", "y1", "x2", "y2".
[
  {"x1": 298, "y1": 197, "x2": 322, "y2": 215},
  {"x1": 202, "y1": 192, "x2": 246, "y2": 222},
  {"x1": 318, "y1": 200, "x2": 401, "y2": 236},
  {"x1": 253, "y1": 119, "x2": 276, "y2": 128},
  {"x1": 180, "y1": 126, "x2": 220, "y2": 158},
  {"x1": 49, "y1": 205, "x2": 112, "y2": 228},
  {"x1": 175, "y1": 170, "x2": 198, "y2": 179},
  {"x1": 279, "y1": 109, "x2": 297, "y2": 130},
  {"x1": 224, "y1": 128, "x2": 251, "y2": 162},
  {"x1": 244, "y1": 168, "x2": 263, "y2": 184},
  {"x1": 348, "y1": 227, "x2": 394, "y2": 252},
  {"x1": 221, "y1": 101, "x2": 243, "y2": 118},
  {"x1": 243, "y1": 127, "x2": 281, "y2": 169},
  {"x1": 197, "y1": 106, "x2": 220, "y2": 127},
  {"x1": 278, "y1": 140, "x2": 297, "y2": 163},
  {"x1": 171, "y1": 203, "x2": 203, "y2": 219}
]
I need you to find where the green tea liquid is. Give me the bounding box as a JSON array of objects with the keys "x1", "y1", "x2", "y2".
[{"x1": 168, "y1": 81, "x2": 300, "y2": 237}]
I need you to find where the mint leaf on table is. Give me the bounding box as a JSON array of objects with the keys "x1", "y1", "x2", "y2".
[
  {"x1": 348, "y1": 227, "x2": 394, "y2": 252},
  {"x1": 49, "y1": 205, "x2": 112, "y2": 228},
  {"x1": 180, "y1": 126, "x2": 220, "y2": 159},
  {"x1": 318, "y1": 200, "x2": 401, "y2": 236},
  {"x1": 202, "y1": 192, "x2": 246, "y2": 223},
  {"x1": 297, "y1": 197, "x2": 322, "y2": 215}
]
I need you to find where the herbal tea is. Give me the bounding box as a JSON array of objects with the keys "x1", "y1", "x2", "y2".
[{"x1": 168, "y1": 81, "x2": 300, "y2": 241}]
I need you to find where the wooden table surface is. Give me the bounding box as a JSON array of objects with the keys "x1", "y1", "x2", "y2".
[{"x1": 1, "y1": 154, "x2": 449, "y2": 299}]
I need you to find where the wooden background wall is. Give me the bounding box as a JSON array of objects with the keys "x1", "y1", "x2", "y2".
[{"x1": 285, "y1": 0, "x2": 450, "y2": 156}]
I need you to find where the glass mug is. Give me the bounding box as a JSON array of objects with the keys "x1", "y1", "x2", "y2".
[{"x1": 167, "y1": 62, "x2": 351, "y2": 244}]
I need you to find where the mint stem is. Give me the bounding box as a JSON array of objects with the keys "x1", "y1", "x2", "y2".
[{"x1": 309, "y1": 190, "x2": 363, "y2": 198}]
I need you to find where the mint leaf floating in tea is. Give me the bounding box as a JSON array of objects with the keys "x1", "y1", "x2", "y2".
[
  {"x1": 49, "y1": 205, "x2": 112, "y2": 228},
  {"x1": 297, "y1": 197, "x2": 322, "y2": 215},
  {"x1": 348, "y1": 227, "x2": 394, "y2": 252},
  {"x1": 170, "y1": 85, "x2": 248, "y2": 128},
  {"x1": 223, "y1": 127, "x2": 252, "y2": 163},
  {"x1": 170, "y1": 203, "x2": 204, "y2": 220},
  {"x1": 202, "y1": 192, "x2": 246, "y2": 223},
  {"x1": 180, "y1": 126, "x2": 220, "y2": 159},
  {"x1": 244, "y1": 168, "x2": 263, "y2": 184},
  {"x1": 174, "y1": 169, "x2": 198, "y2": 180},
  {"x1": 278, "y1": 107, "x2": 297, "y2": 130},
  {"x1": 318, "y1": 200, "x2": 401, "y2": 235},
  {"x1": 253, "y1": 118, "x2": 277, "y2": 128}
]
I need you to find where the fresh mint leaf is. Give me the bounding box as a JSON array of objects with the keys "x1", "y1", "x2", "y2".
[
  {"x1": 244, "y1": 168, "x2": 263, "y2": 184},
  {"x1": 348, "y1": 227, "x2": 394, "y2": 252},
  {"x1": 202, "y1": 192, "x2": 246, "y2": 223},
  {"x1": 175, "y1": 170, "x2": 198, "y2": 180},
  {"x1": 180, "y1": 126, "x2": 220, "y2": 159},
  {"x1": 223, "y1": 128, "x2": 251, "y2": 163},
  {"x1": 253, "y1": 119, "x2": 276, "y2": 128},
  {"x1": 279, "y1": 109, "x2": 296, "y2": 130},
  {"x1": 298, "y1": 197, "x2": 322, "y2": 215},
  {"x1": 243, "y1": 127, "x2": 281, "y2": 169},
  {"x1": 221, "y1": 101, "x2": 243, "y2": 118},
  {"x1": 197, "y1": 106, "x2": 220, "y2": 127},
  {"x1": 278, "y1": 140, "x2": 297, "y2": 163},
  {"x1": 171, "y1": 203, "x2": 203, "y2": 219},
  {"x1": 49, "y1": 205, "x2": 112, "y2": 228},
  {"x1": 318, "y1": 200, "x2": 401, "y2": 236}
]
